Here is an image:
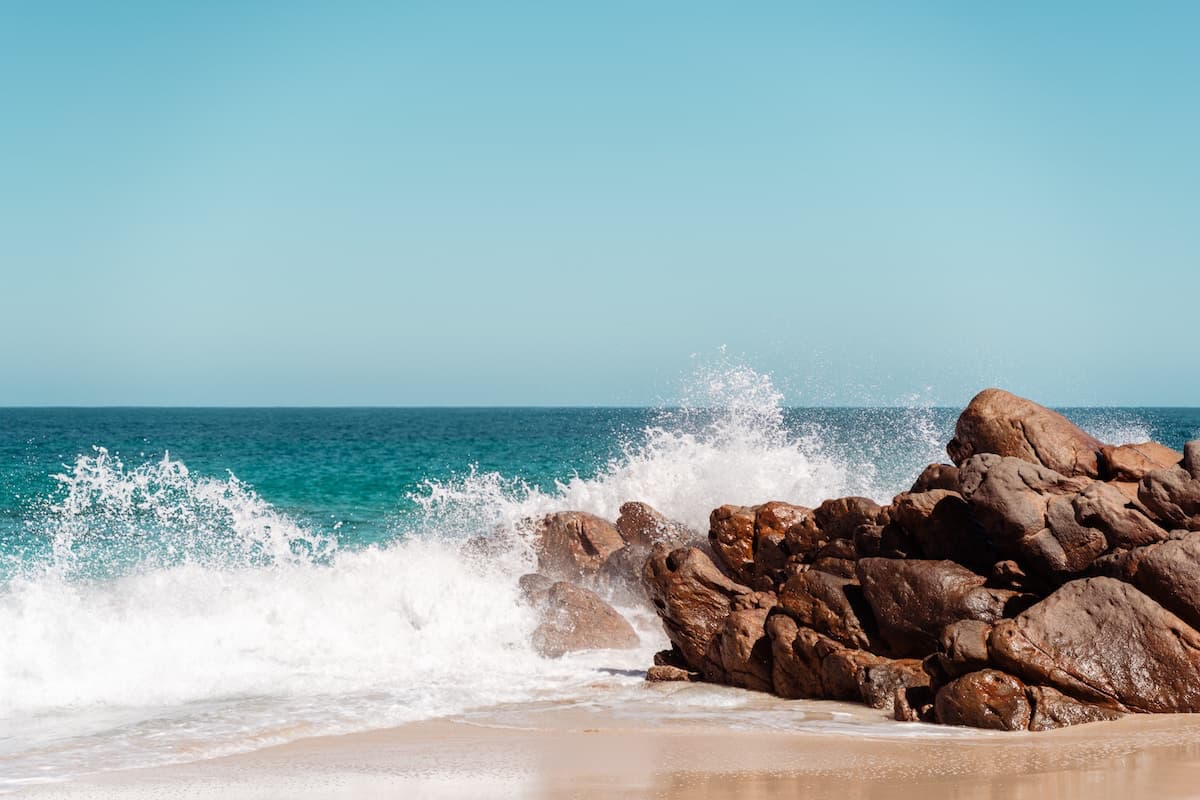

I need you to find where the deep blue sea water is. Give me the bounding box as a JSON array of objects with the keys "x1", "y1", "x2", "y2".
[{"x1": 1, "y1": 382, "x2": 1197, "y2": 788}]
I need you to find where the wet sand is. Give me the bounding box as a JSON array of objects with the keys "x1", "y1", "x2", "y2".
[{"x1": 17, "y1": 703, "x2": 1200, "y2": 799}]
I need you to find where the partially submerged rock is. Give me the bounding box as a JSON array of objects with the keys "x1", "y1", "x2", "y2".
[{"x1": 531, "y1": 581, "x2": 639, "y2": 658}]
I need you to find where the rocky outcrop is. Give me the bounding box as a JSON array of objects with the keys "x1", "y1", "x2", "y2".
[
  {"x1": 947, "y1": 388, "x2": 1105, "y2": 478},
  {"x1": 529, "y1": 581, "x2": 639, "y2": 658},
  {"x1": 619, "y1": 390, "x2": 1198, "y2": 732}
]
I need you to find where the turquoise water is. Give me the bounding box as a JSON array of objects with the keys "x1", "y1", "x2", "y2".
[{"x1": 0, "y1": 380, "x2": 1196, "y2": 788}]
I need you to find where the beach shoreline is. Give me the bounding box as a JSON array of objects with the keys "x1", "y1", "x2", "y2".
[{"x1": 17, "y1": 703, "x2": 1200, "y2": 799}]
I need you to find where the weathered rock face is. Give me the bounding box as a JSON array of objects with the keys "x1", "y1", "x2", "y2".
[
  {"x1": 635, "y1": 393, "x2": 1198, "y2": 734},
  {"x1": 616, "y1": 502, "x2": 694, "y2": 548},
  {"x1": 702, "y1": 607, "x2": 773, "y2": 692},
  {"x1": 989, "y1": 577, "x2": 1200, "y2": 713},
  {"x1": 766, "y1": 613, "x2": 877, "y2": 702},
  {"x1": 708, "y1": 505, "x2": 758, "y2": 584},
  {"x1": 1185, "y1": 441, "x2": 1200, "y2": 479},
  {"x1": 947, "y1": 388, "x2": 1105, "y2": 478},
  {"x1": 533, "y1": 512, "x2": 626, "y2": 581},
  {"x1": 1139, "y1": 467, "x2": 1200, "y2": 531},
  {"x1": 935, "y1": 670, "x2": 1031, "y2": 731},
  {"x1": 891, "y1": 490, "x2": 995, "y2": 569},
  {"x1": 857, "y1": 558, "x2": 1018, "y2": 657},
  {"x1": 765, "y1": 613, "x2": 926, "y2": 708},
  {"x1": 531, "y1": 582, "x2": 640, "y2": 658},
  {"x1": 777, "y1": 569, "x2": 878, "y2": 651},
  {"x1": 959, "y1": 455, "x2": 1166, "y2": 579},
  {"x1": 642, "y1": 545, "x2": 755, "y2": 670},
  {"x1": 934, "y1": 620, "x2": 993, "y2": 679},
  {"x1": 1093, "y1": 533, "x2": 1200, "y2": 632},
  {"x1": 1102, "y1": 442, "x2": 1182, "y2": 483},
  {"x1": 813, "y1": 497, "x2": 882, "y2": 542}
]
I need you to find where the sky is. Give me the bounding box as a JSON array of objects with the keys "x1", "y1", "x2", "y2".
[{"x1": 1, "y1": 2, "x2": 1196, "y2": 406}]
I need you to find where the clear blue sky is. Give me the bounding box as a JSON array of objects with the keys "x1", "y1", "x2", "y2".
[{"x1": 2, "y1": 2, "x2": 1196, "y2": 406}]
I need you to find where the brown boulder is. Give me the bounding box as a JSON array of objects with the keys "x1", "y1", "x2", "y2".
[
  {"x1": 708, "y1": 505, "x2": 758, "y2": 583},
  {"x1": 1139, "y1": 466, "x2": 1200, "y2": 531},
  {"x1": 1026, "y1": 685, "x2": 1123, "y2": 731},
  {"x1": 531, "y1": 582, "x2": 639, "y2": 658},
  {"x1": 533, "y1": 512, "x2": 626, "y2": 580},
  {"x1": 765, "y1": 614, "x2": 879, "y2": 701},
  {"x1": 989, "y1": 577, "x2": 1200, "y2": 712},
  {"x1": 934, "y1": 670, "x2": 1031, "y2": 731},
  {"x1": 934, "y1": 620, "x2": 993, "y2": 679},
  {"x1": 616, "y1": 501, "x2": 694, "y2": 548},
  {"x1": 753, "y1": 501, "x2": 814, "y2": 588},
  {"x1": 642, "y1": 545, "x2": 755, "y2": 670},
  {"x1": 891, "y1": 490, "x2": 995, "y2": 569},
  {"x1": 947, "y1": 388, "x2": 1104, "y2": 478},
  {"x1": 1102, "y1": 442, "x2": 1182, "y2": 482},
  {"x1": 910, "y1": 463, "x2": 961, "y2": 493},
  {"x1": 777, "y1": 569, "x2": 878, "y2": 651},
  {"x1": 701, "y1": 607, "x2": 774, "y2": 692},
  {"x1": 813, "y1": 496, "x2": 883, "y2": 542},
  {"x1": 765, "y1": 613, "x2": 924, "y2": 708},
  {"x1": 857, "y1": 558, "x2": 1019, "y2": 657}
]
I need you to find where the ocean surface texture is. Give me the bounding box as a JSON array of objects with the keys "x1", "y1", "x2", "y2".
[{"x1": 1, "y1": 371, "x2": 1197, "y2": 789}]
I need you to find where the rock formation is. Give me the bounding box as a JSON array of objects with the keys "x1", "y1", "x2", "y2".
[{"x1": 519, "y1": 388, "x2": 1200, "y2": 732}]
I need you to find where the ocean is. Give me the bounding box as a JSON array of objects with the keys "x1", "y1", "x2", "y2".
[{"x1": 1, "y1": 369, "x2": 1196, "y2": 789}]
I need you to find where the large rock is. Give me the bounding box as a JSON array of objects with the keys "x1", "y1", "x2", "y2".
[
  {"x1": 934, "y1": 620, "x2": 993, "y2": 679},
  {"x1": 642, "y1": 545, "x2": 756, "y2": 669},
  {"x1": 531, "y1": 582, "x2": 639, "y2": 658},
  {"x1": 959, "y1": 455, "x2": 1166, "y2": 579},
  {"x1": 1102, "y1": 442, "x2": 1182, "y2": 483},
  {"x1": 989, "y1": 577, "x2": 1200, "y2": 712},
  {"x1": 857, "y1": 558, "x2": 1019, "y2": 657},
  {"x1": 1139, "y1": 466, "x2": 1200, "y2": 531},
  {"x1": 934, "y1": 670, "x2": 1031, "y2": 731},
  {"x1": 947, "y1": 388, "x2": 1104, "y2": 478},
  {"x1": 702, "y1": 607, "x2": 774, "y2": 692},
  {"x1": 708, "y1": 505, "x2": 758, "y2": 584},
  {"x1": 777, "y1": 569, "x2": 878, "y2": 651},
  {"x1": 533, "y1": 512, "x2": 626, "y2": 580},
  {"x1": 616, "y1": 502, "x2": 694, "y2": 548}
]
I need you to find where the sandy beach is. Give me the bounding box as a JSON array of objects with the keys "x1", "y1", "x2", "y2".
[{"x1": 17, "y1": 700, "x2": 1200, "y2": 800}]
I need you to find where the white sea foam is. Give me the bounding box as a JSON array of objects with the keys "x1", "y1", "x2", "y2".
[{"x1": 0, "y1": 365, "x2": 958, "y2": 788}]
